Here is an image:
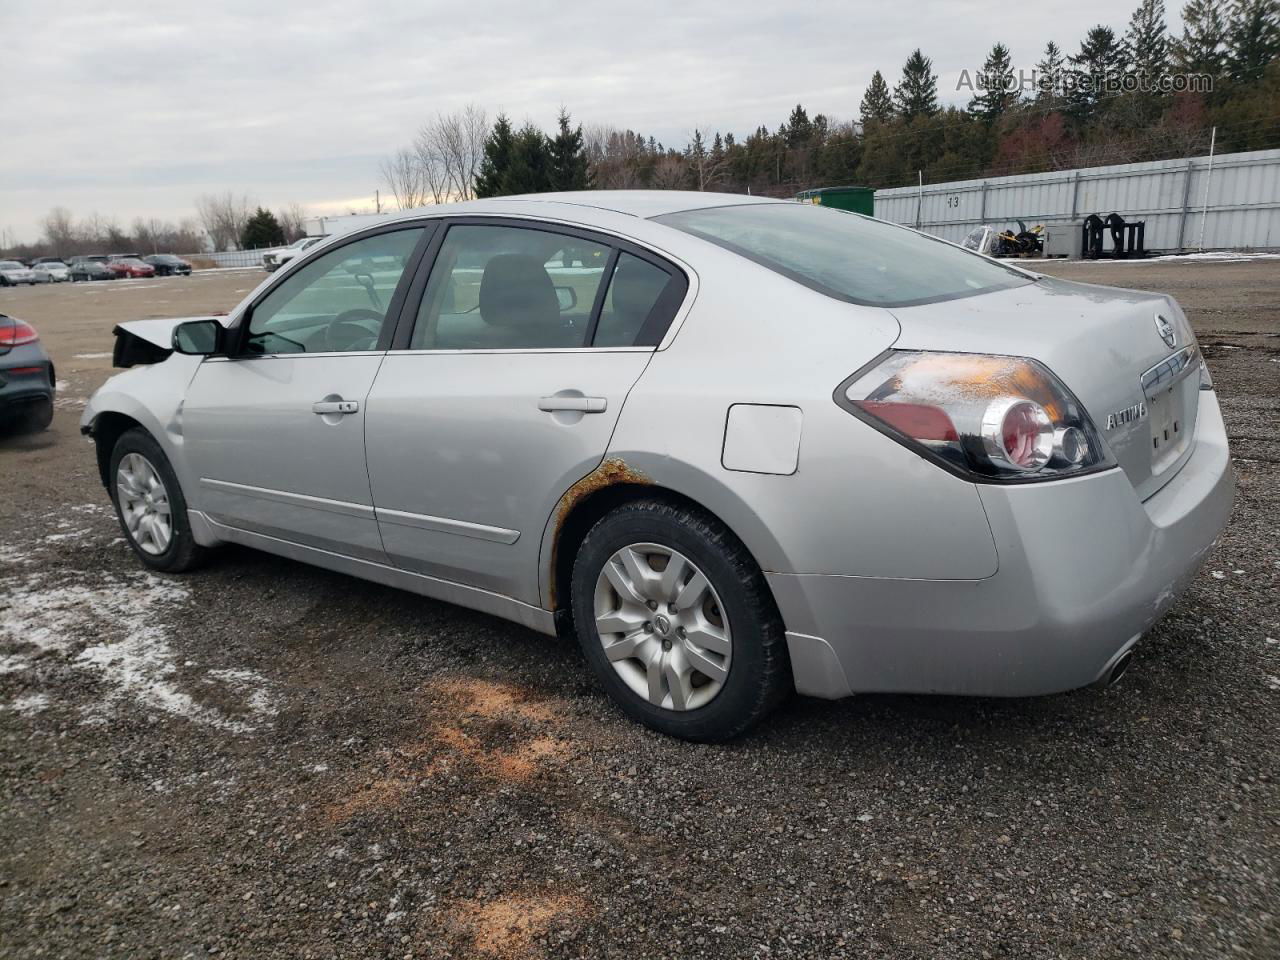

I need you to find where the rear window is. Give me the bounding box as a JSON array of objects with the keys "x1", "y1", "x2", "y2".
[{"x1": 655, "y1": 203, "x2": 1031, "y2": 307}]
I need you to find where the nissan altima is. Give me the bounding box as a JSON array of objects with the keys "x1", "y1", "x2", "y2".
[{"x1": 80, "y1": 192, "x2": 1234, "y2": 740}]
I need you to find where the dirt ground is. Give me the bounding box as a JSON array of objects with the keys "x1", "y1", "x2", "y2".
[{"x1": 1, "y1": 260, "x2": 1277, "y2": 959}]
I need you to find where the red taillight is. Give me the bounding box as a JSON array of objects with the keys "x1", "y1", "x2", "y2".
[
  {"x1": 0, "y1": 319, "x2": 39, "y2": 347},
  {"x1": 842, "y1": 351, "x2": 1113, "y2": 483},
  {"x1": 857, "y1": 400, "x2": 958, "y2": 442}
]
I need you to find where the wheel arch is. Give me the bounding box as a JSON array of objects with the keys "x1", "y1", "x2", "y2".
[
  {"x1": 88, "y1": 410, "x2": 147, "y2": 488},
  {"x1": 540, "y1": 457, "x2": 792, "y2": 629}
]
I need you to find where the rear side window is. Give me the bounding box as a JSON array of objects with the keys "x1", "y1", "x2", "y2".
[
  {"x1": 411, "y1": 225, "x2": 611, "y2": 350},
  {"x1": 593, "y1": 253, "x2": 681, "y2": 347},
  {"x1": 656, "y1": 203, "x2": 1030, "y2": 307}
]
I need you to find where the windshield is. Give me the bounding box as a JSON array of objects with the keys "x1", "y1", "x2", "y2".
[
  {"x1": 0, "y1": 262, "x2": 23, "y2": 270},
  {"x1": 655, "y1": 203, "x2": 1031, "y2": 307}
]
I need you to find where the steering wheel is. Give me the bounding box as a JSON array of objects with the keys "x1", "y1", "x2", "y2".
[{"x1": 323, "y1": 309, "x2": 383, "y2": 352}]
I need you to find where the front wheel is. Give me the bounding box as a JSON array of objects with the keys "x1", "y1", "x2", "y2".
[
  {"x1": 109, "y1": 428, "x2": 208, "y2": 572},
  {"x1": 570, "y1": 499, "x2": 791, "y2": 741}
]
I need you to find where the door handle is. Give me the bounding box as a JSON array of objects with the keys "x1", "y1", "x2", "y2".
[
  {"x1": 312, "y1": 399, "x2": 359, "y2": 415},
  {"x1": 538, "y1": 396, "x2": 607, "y2": 413}
]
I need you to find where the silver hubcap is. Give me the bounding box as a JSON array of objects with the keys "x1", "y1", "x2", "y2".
[
  {"x1": 115, "y1": 453, "x2": 172, "y2": 556},
  {"x1": 593, "y1": 543, "x2": 731, "y2": 711}
]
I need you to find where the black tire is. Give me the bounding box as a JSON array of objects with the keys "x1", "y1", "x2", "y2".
[
  {"x1": 570, "y1": 499, "x2": 791, "y2": 741},
  {"x1": 108, "y1": 427, "x2": 208, "y2": 573}
]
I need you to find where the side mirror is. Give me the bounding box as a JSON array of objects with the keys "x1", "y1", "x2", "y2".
[{"x1": 172, "y1": 319, "x2": 223, "y2": 356}]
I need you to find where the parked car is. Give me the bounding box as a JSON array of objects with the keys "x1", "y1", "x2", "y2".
[
  {"x1": 106, "y1": 257, "x2": 156, "y2": 279},
  {"x1": 81, "y1": 192, "x2": 1234, "y2": 741},
  {"x1": 70, "y1": 260, "x2": 114, "y2": 282},
  {"x1": 262, "y1": 235, "x2": 327, "y2": 272},
  {"x1": 0, "y1": 260, "x2": 39, "y2": 286},
  {"x1": 32, "y1": 261, "x2": 70, "y2": 283},
  {"x1": 144, "y1": 254, "x2": 193, "y2": 277},
  {"x1": 1, "y1": 314, "x2": 55, "y2": 432}
]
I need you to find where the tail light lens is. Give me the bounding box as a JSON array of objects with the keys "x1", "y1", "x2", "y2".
[
  {"x1": 840, "y1": 351, "x2": 1114, "y2": 482},
  {"x1": 0, "y1": 317, "x2": 39, "y2": 348}
]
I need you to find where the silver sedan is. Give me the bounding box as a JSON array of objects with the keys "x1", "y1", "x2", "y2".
[{"x1": 80, "y1": 192, "x2": 1234, "y2": 740}]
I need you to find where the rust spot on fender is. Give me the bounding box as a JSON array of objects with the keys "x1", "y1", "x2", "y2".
[{"x1": 548, "y1": 458, "x2": 651, "y2": 607}]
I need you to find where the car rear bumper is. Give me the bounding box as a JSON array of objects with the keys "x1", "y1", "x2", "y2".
[
  {"x1": 770, "y1": 389, "x2": 1235, "y2": 699},
  {"x1": 0, "y1": 357, "x2": 55, "y2": 412}
]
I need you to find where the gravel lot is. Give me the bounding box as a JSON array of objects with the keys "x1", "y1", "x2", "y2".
[{"x1": 1, "y1": 261, "x2": 1277, "y2": 959}]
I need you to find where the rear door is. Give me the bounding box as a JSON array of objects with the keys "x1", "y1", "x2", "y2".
[
  {"x1": 183, "y1": 225, "x2": 431, "y2": 560},
  {"x1": 364, "y1": 218, "x2": 688, "y2": 604}
]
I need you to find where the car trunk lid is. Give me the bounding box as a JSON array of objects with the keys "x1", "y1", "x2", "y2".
[{"x1": 888, "y1": 275, "x2": 1200, "y2": 501}]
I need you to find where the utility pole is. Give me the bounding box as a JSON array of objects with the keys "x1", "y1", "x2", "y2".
[{"x1": 375, "y1": 190, "x2": 382, "y2": 214}]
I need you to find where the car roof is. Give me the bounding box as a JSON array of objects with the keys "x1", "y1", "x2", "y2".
[
  {"x1": 374, "y1": 190, "x2": 787, "y2": 229},
  {"x1": 496, "y1": 190, "x2": 787, "y2": 219}
]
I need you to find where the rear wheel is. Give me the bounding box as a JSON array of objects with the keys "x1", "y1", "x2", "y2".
[
  {"x1": 109, "y1": 428, "x2": 207, "y2": 572},
  {"x1": 570, "y1": 499, "x2": 791, "y2": 741}
]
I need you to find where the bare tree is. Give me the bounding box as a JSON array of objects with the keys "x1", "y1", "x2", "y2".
[
  {"x1": 649, "y1": 154, "x2": 688, "y2": 190},
  {"x1": 196, "y1": 192, "x2": 253, "y2": 250},
  {"x1": 276, "y1": 203, "x2": 307, "y2": 242},
  {"x1": 379, "y1": 147, "x2": 427, "y2": 210},
  {"x1": 412, "y1": 104, "x2": 488, "y2": 203},
  {"x1": 41, "y1": 207, "x2": 77, "y2": 256},
  {"x1": 131, "y1": 217, "x2": 168, "y2": 253}
]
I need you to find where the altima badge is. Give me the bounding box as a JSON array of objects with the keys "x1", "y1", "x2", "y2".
[
  {"x1": 1106, "y1": 402, "x2": 1148, "y2": 430},
  {"x1": 1155, "y1": 314, "x2": 1176, "y2": 349}
]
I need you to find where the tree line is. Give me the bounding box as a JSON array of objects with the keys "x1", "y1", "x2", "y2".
[
  {"x1": 389, "y1": 0, "x2": 1279, "y2": 204},
  {"x1": 2, "y1": 195, "x2": 310, "y2": 262}
]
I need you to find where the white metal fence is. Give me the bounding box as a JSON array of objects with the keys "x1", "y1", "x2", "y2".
[{"x1": 873, "y1": 147, "x2": 1280, "y2": 252}]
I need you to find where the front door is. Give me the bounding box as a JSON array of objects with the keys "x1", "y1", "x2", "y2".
[
  {"x1": 365, "y1": 220, "x2": 686, "y2": 604},
  {"x1": 184, "y1": 226, "x2": 428, "y2": 560}
]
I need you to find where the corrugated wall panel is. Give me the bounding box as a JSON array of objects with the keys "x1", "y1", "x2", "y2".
[{"x1": 872, "y1": 148, "x2": 1280, "y2": 251}]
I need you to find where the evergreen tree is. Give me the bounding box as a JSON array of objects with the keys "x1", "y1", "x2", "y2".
[
  {"x1": 1226, "y1": 0, "x2": 1280, "y2": 82},
  {"x1": 1069, "y1": 26, "x2": 1125, "y2": 118},
  {"x1": 502, "y1": 123, "x2": 554, "y2": 194},
  {"x1": 1125, "y1": 0, "x2": 1171, "y2": 80},
  {"x1": 894, "y1": 50, "x2": 940, "y2": 120},
  {"x1": 784, "y1": 104, "x2": 814, "y2": 147},
  {"x1": 1172, "y1": 0, "x2": 1229, "y2": 77},
  {"x1": 1035, "y1": 41, "x2": 1068, "y2": 102},
  {"x1": 474, "y1": 114, "x2": 515, "y2": 198},
  {"x1": 240, "y1": 207, "x2": 284, "y2": 249},
  {"x1": 548, "y1": 109, "x2": 590, "y2": 191},
  {"x1": 969, "y1": 42, "x2": 1018, "y2": 122},
  {"x1": 860, "y1": 70, "x2": 895, "y2": 126}
]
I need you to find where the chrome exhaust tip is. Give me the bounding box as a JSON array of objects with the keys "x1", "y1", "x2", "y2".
[{"x1": 1106, "y1": 651, "x2": 1134, "y2": 687}]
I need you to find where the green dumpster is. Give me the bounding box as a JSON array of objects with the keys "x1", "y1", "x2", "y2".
[{"x1": 795, "y1": 186, "x2": 875, "y2": 216}]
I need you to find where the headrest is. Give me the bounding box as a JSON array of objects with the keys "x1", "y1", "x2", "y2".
[{"x1": 479, "y1": 254, "x2": 559, "y2": 327}]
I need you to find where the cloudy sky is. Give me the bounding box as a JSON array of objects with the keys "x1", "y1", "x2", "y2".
[{"x1": 2, "y1": 0, "x2": 1181, "y2": 245}]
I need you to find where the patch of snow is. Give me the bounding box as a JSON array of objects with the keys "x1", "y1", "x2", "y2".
[
  {"x1": 1058, "y1": 251, "x2": 1280, "y2": 266},
  {"x1": 2, "y1": 692, "x2": 51, "y2": 716},
  {"x1": 0, "y1": 654, "x2": 33, "y2": 674},
  {"x1": 72, "y1": 352, "x2": 113, "y2": 360},
  {"x1": 0, "y1": 544, "x2": 36, "y2": 565},
  {"x1": 0, "y1": 571, "x2": 276, "y2": 733},
  {"x1": 41, "y1": 528, "x2": 93, "y2": 543}
]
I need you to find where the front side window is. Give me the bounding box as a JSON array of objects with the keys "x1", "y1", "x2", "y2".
[
  {"x1": 656, "y1": 203, "x2": 1031, "y2": 307},
  {"x1": 411, "y1": 225, "x2": 610, "y2": 350},
  {"x1": 244, "y1": 228, "x2": 423, "y2": 355}
]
